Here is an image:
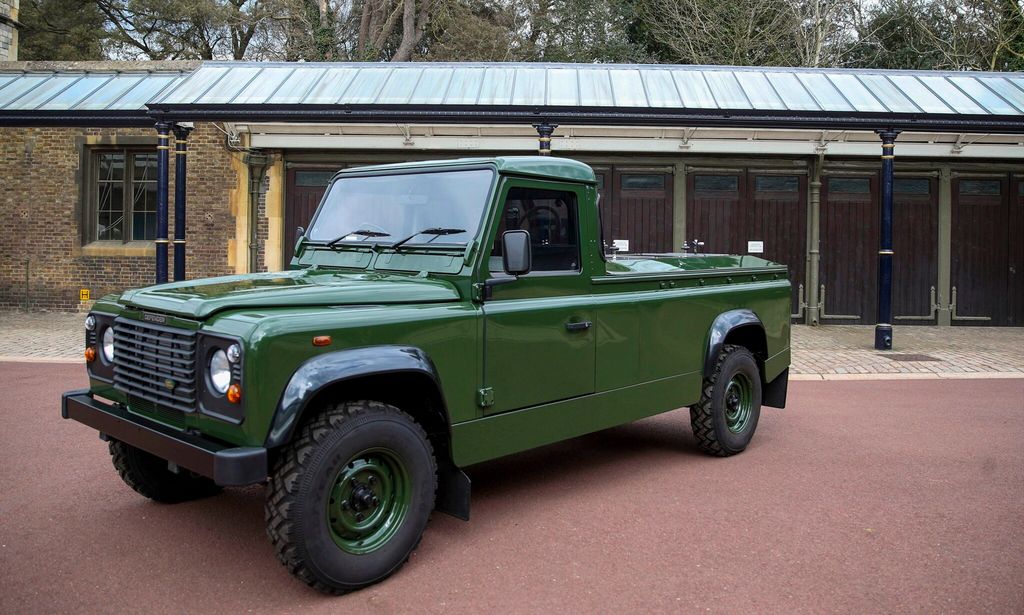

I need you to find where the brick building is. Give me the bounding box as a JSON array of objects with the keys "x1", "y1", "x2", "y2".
[
  {"x1": 0, "y1": 61, "x2": 1021, "y2": 325},
  {"x1": 0, "y1": 0, "x2": 18, "y2": 61},
  {"x1": 0, "y1": 121, "x2": 237, "y2": 309}
]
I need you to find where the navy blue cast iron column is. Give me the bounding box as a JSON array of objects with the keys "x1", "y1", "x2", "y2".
[
  {"x1": 533, "y1": 123, "x2": 557, "y2": 156},
  {"x1": 155, "y1": 121, "x2": 171, "y2": 284},
  {"x1": 874, "y1": 129, "x2": 900, "y2": 350},
  {"x1": 172, "y1": 124, "x2": 192, "y2": 282}
]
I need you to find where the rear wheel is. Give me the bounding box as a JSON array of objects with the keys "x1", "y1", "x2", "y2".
[
  {"x1": 690, "y1": 344, "x2": 762, "y2": 456},
  {"x1": 265, "y1": 400, "x2": 437, "y2": 594},
  {"x1": 109, "y1": 440, "x2": 221, "y2": 503}
]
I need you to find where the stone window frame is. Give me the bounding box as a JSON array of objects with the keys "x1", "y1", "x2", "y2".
[{"x1": 77, "y1": 136, "x2": 160, "y2": 252}]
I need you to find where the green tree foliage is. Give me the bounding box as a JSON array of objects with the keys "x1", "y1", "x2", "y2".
[
  {"x1": 18, "y1": 0, "x2": 106, "y2": 60},
  {"x1": 422, "y1": 0, "x2": 645, "y2": 62},
  {"x1": 420, "y1": 0, "x2": 519, "y2": 61},
  {"x1": 846, "y1": 0, "x2": 1024, "y2": 70},
  {"x1": 852, "y1": 0, "x2": 953, "y2": 69},
  {"x1": 517, "y1": 0, "x2": 644, "y2": 62}
]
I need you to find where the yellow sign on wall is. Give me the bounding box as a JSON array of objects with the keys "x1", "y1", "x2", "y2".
[{"x1": 79, "y1": 289, "x2": 91, "y2": 301}]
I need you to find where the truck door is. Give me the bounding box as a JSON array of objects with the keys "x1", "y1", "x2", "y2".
[{"x1": 481, "y1": 180, "x2": 596, "y2": 414}]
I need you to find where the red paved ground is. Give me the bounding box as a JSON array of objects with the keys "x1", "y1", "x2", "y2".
[{"x1": 1, "y1": 362, "x2": 1022, "y2": 614}]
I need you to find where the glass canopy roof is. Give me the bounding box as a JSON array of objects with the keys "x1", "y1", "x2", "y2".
[
  {"x1": 0, "y1": 70, "x2": 187, "y2": 112},
  {"x1": 0, "y1": 62, "x2": 1021, "y2": 130},
  {"x1": 151, "y1": 62, "x2": 1024, "y2": 116}
]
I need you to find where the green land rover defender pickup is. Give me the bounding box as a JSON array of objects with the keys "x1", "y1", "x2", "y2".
[{"x1": 63, "y1": 156, "x2": 790, "y2": 593}]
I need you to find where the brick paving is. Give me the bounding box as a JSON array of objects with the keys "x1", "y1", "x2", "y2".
[
  {"x1": 791, "y1": 324, "x2": 1024, "y2": 379},
  {"x1": 0, "y1": 310, "x2": 1021, "y2": 378},
  {"x1": 0, "y1": 311, "x2": 84, "y2": 362}
]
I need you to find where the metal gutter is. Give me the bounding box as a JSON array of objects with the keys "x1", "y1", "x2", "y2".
[
  {"x1": 0, "y1": 111, "x2": 156, "y2": 126},
  {"x1": 145, "y1": 104, "x2": 1024, "y2": 135}
]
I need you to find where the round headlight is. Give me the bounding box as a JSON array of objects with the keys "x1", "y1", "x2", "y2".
[
  {"x1": 85, "y1": 315, "x2": 96, "y2": 331},
  {"x1": 226, "y1": 343, "x2": 241, "y2": 364},
  {"x1": 209, "y1": 349, "x2": 231, "y2": 394},
  {"x1": 101, "y1": 327, "x2": 114, "y2": 362}
]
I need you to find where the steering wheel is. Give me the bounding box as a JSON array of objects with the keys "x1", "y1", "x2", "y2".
[
  {"x1": 357, "y1": 222, "x2": 389, "y2": 235},
  {"x1": 520, "y1": 205, "x2": 562, "y2": 241}
]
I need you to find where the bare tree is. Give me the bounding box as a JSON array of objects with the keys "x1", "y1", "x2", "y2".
[
  {"x1": 98, "y1": 0, "x2": 271, "y2": 60},
  {"x1": 353, "y1": 0, "x2": 435, "y2": 60},
  {"x1": 788, "y1": 0, "x2": 860, "y2": 66},
  {"x1": 635, "y1": 0, "x2": 798, "y2": 66},
  {"x1": 274, "y1": 0, "x2": 435, "y2": 61}
]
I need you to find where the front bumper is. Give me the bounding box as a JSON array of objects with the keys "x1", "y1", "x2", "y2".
[{"x1": 61, "y1": 389, "x2": 267, "y2": 486}]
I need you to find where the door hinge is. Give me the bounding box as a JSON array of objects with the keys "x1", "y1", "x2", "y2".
[{"x1": 477, "y1": 387, "x2": 494, "y2": 408}]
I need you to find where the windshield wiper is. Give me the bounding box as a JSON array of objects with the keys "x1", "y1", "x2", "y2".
[
  {"x1": 391, "y1": 227, "x2": 467, "y2": 251},
  {"x1": 325, "y1": 229, "x2": 391, "y2": 248}
]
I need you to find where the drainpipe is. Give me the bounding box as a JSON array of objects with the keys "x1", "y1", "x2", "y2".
[
  {"x1": 245, "y1": 152, "x2": 270, "y2": 273},
  {"x1": 172, "y1": 123, "x2": 192, "y2": 282},
  {"x1": 155, "y1": 121, "x2": 172, "y2": 284},
  {"x1": 23, "y1": 257, "x2": 30, "y2": 311},
  {"x1": 875, "y1": 129, "x2": 901, "y2": 350},
  {"x1": 533, "y1": 123, "x2": 557, "y2": 156},
  {"x1": 805, "y1": 153, "x2": 823, "y2": 325},
  {"x1": 936, "y1": 166, "x2": 953, "y2": 326}
]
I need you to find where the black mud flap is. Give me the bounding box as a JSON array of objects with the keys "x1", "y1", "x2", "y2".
[
  {"x1": 763, "y1": 368, "x2": 789, "y2": 409},
  {"x1": 435, "y1": 462, "x2": 471, "y2": 521}
]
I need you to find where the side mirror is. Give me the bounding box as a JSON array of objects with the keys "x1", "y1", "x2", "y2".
[
  {"x1": 502, "y1": 230, "x2": 531, "y2": 276},
  {"x1": 293, "y1": 226, "x2": 306, "y2": 257}
]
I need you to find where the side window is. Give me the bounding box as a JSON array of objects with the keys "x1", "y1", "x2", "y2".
[
  {"x1": 86, "y1": 148, "x2": 158, "y2": 243},
  {"x1": 491, "y1": 187, "x2": 580, "y2": 273}
]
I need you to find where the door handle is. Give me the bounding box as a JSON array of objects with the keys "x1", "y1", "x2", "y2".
[{"x1": 565, "y1": 320, "x2": 592, "y2": 332}]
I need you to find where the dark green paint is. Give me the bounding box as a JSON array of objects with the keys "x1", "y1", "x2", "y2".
[
  {"x1": 328, "y1": 448, "x2": 411, "y2": 555},
  {"x1": 725, "y1": 374, "x2": 754, "y2": 433},
  {"x1": 339, "y1": 156, "x2": 597, "y2": 185},
  {"x1": 81, "y1": 156, "x2": 791, "y2": 470}
]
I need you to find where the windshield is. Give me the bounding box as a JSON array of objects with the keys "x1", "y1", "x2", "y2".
[{"x1": 306, "y1": 169, "x2": 495, "y2": 248}]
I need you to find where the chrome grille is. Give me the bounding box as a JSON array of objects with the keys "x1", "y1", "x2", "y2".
[{"x1": 112, "y1": 318, "x2": 197, "y2": 414}]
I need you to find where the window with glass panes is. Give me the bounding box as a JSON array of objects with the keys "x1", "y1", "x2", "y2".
[{"x1": 93, "y1": 150, "x2": 158, "y2": 242}]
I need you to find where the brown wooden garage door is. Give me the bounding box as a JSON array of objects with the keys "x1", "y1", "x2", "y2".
[
  {"x1": 951, "y1": 176, "x2": 1015, "y2": 325},
  {"x1": 819, "y1": 173, "x2": 941, "y2": 325},
  {"x1": 1012, "y1": 177, "x2": 1024, "y2": 325},
  {"x1": 820, "y1": 175, "x2": 878, "y2": 324},
  {"x1": 748, "y1": 173, "x2": 807, "y2": 317},
  {"x1": 285, "y1": 168, "x2": 336, "y2": 246},
  {"x1": 595, "y1": 167, "x2": 674, "y2": 254},
  {"x1": 892, "y1": 177, "x2": 939, "y2": 324},
  {"x1": 687, "y1": 170, "x2": 807, "y2": 319}
]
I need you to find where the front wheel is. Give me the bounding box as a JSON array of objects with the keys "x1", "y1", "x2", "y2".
[
  {"x1": 109, "y1": 441, "x2": 221, "y2": 503},
  {"x1": 690, "y1": 344, "x2": 762, "y2": 457},
  {"x1": 265, "y1": 401, "x2": 437, "y2": 594}
]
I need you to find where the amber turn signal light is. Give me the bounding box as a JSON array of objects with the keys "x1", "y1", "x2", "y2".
[
  {"x1": 84, "y1": 347, "x2": 96, "y2": 362},
  {"x1": 226, "y1": 383, "x2": 242, "y2": 404},
  {"x1": 312, "y1": 335, "x2": 332, "y2": 347}
]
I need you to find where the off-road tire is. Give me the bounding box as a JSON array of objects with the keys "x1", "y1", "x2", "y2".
[
  {"x1": 690, "y1": 344, "x2": 762, "y2": 457},
  {"x1": 265, "y1": 401, "x2": 437, "y2": 595},
  {"x1": 109, "y1": 440, "x2": 222, "y2": 503}
]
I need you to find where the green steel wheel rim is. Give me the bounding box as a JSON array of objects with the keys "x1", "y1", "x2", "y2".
[
  {"x1": 724, "y1": 373, "x2": 754, "y2": 434},
  {"x1": 326, "y1": 448, "x2": 411, "y2": 555}
]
